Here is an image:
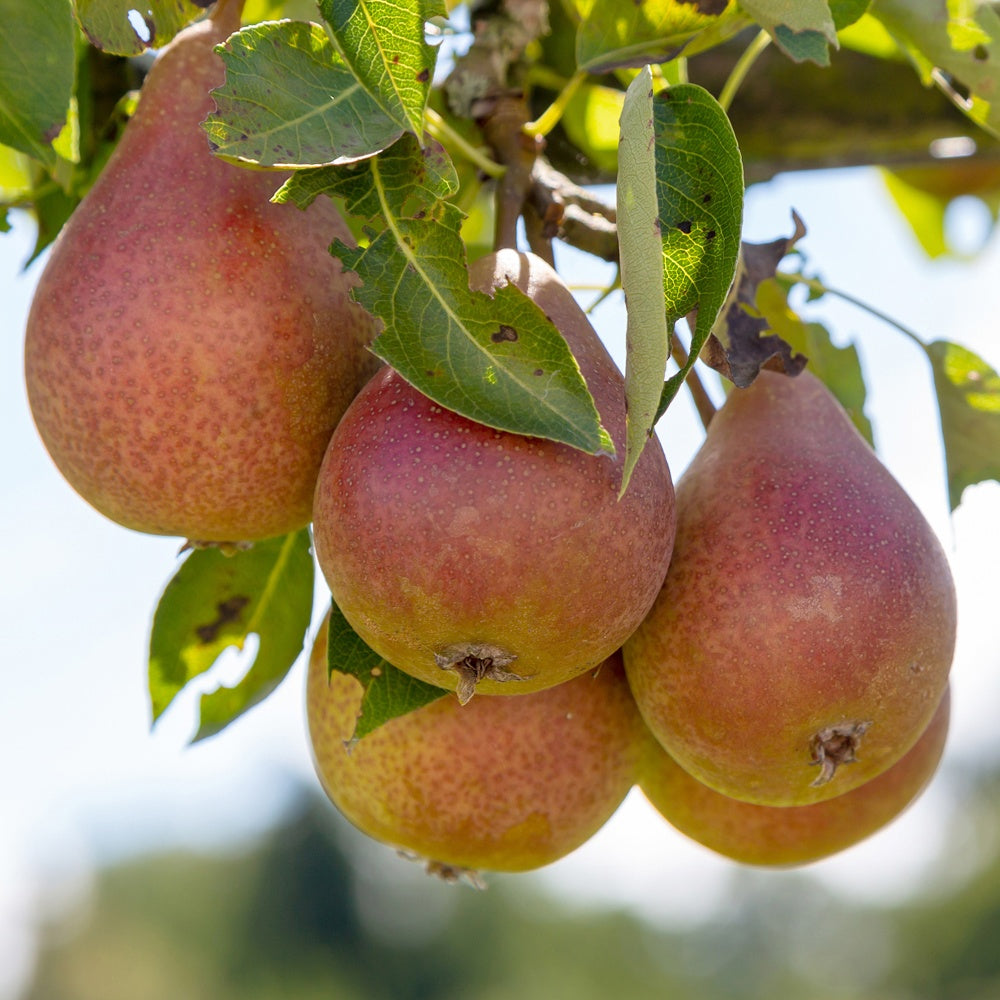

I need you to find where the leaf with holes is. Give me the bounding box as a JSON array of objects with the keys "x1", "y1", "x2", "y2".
[
  {"x1": 325, "y1": 600, "x2": 446, "y2": 742},
  {"x1": 0, "y1": 0, "x2": 75, "y2": 164},
  {"x1": 148, "y1": 530, "x2": 314, "y2": 741},
  {"x1": 318, "y1": 0, "x2": 444, "y2": 138},
  {"x1": 75, "y1": 0, "x2": 207, "y2": 54},
  {"x1": 874, "y1": 0, "x2": 1000, "y2": 138},
  {"x1": 927, "y1": 340, "x2": 1000, "y2": 509},
  {"x1": 204, "y1": 20, "x2": 404, "y2": 167},
  {"x1": 572, "y1": 0, "x2": 750, "y2": 73}
]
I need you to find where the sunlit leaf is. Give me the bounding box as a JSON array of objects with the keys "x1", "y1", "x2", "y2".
[
  {"x1": 148, "y1": 530, "x2": 314, "y2": 741},
  {"x1": 0, "y1": 0, "x2": 75, "y2": 165},
  {"x1": 75, "y1": 0, "x2": 206, "y2": 54},
  {"x1": 926, "y1": 340, "x2": 1000, "y2": 509},
  {"x1": 572, "y1": 0, "x2": 750, "y2": 73},
  {"x1": 324, "y1": 602, "x2": 446, "y2": 742},
  {"x1": 318, "y1": 0, "x2": 444, "y2": 138},
  {"x1": 830, "y1": 0, "x2": 872, "y2": 31},
  {"x1": 282, "y1": 136, "x2": 613, "y2": 455},
  {"x1": 562, "y1": 82, "x2": 625, "y2": 174},
  {"x1": 741, "y1": 0, "x2": 838, "y2": 64},
  {"x1": 754, "y1": 278, "x2": 874, "y2": 444},
  {"x1": 874, "y1": 0, "x2": 1000, "y2": 139},
  {"x1": 204, "y1": 20, "x2": 404, "y2": 167},
  {"x1": 617, "y1": 79, "x2": 742, "y2": 489}
]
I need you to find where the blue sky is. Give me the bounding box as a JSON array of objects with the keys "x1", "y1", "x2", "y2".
[{"x1": 3, "y1": 163, "x2": 1000, "y2": 995}]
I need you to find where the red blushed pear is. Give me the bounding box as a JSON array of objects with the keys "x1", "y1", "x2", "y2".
[
  {"x1": 624, "y1": 369, "x2": 956, "y2": 807},
  {"x1": 305, "y1": 614, "x2": 646, "y2": 875},
  {"x1": 311, "y1": 249, "x2": 676, "y2": 701},
  {"x1": 24, "y1": 1, "x2": 379, "y2": 545},
  {"x1": 639, "y1": 688, "x2": 950, "y2": 867}
]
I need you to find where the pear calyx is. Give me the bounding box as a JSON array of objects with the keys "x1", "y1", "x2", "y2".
[
  {"x1": 809, "y1": 720, "x2": 872, "y2": 787},
  {"x1": 433, "y1": 643, "x2": 524, "y2": 704}
]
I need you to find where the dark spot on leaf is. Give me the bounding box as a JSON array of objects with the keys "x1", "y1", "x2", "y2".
[
  {"x1": 414, "y1": 209, "x2": 427, "y2": 220},
  {"x1": 491, "y1": 325, "x2": 518, "y2": 343},
  {"x1": 416, "y1": 67, "x2": 431, "y2": 83},
  {"x1": 195, "y1": 595, "x2": 251, "y2": 644},
  {"x1": 702, "y1": 192, "x2": 712, "y2": 203},
  {"x1": 392, "y1": 54, "x2": 400, "y2": 64},
  {"x1": 706, "y1": 230, "x2": 716, "y2": 240},
  {"x1": 534, "y1": 369, "x2": 544, "y2": 376},
  {"x1": 677, "y1": 219, "x2": 693, "y2": 234},
  {"x1": 975, "y1": 44, "x2": 989, "y2": 61},
  {"x1": 680, "y1": 0, "x2": 729, "y2": 13}
]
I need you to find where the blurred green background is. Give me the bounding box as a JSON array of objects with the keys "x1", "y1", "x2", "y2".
[{"x1": 22, "y1": 772, "x2": 1000, "y2": 1000}]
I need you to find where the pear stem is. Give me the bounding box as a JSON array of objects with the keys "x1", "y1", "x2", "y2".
[
  {"x1": 524, "y1": 70, "x2": 587, "y2": 138},
  {"x1": 718, "y1": 29, "x2": 771, "y2": 112},
  {"x1": 671, "y1": 334, "x2": 716, "y2": 430},
  {"x1": 425, "y1": 108, "x2": 506, "y2": 179},
  {"x1": 211, "y1": 0, "x2": 245, "y2": 35}
]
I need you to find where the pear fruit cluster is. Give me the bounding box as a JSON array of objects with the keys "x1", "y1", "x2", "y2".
[
  {"x1": 308, "y1": 361, "x2": 955, "y2": 876},
  {"x1": 24, "y1": 5, "x2": 378, "y2": 545},
  {"x1": 21, "y1": 3, "x2": 955, "y2": 878}
]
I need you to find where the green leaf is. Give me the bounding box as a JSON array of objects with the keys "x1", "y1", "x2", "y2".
[
  {"x1": 318, "y1": 0, "x2": 443, "y2": 138},
  {"x1": 325, "y1": 600, "x2": 446, "y2": 742},
  {"x1": 830, "y1": 0, "x2": 872, "y2": 31},
  {"x1": 286, "y1": 136, "x2": 613, "y2": 455},
  {"x1": 0, "y1": 142, "x2": 33, "y2": 199},
  {"x1": 572, "y1": 0, "x2": 751, "y2": 73},
  {"x1": 148, "y1": 530, "x2": 314, "y2": 741},
  {"x1": 880, "y1": 168, "x2": 950, "y2": 258},
  {"x1": 754, "y1": 278, "x2": 874, "y2": 445},
  {"x1": 652, "y1": 85, "x2": 743, "y2": 417},
  {"x1": 617, "y1": 68, "x2": 669, "y2": 495},
  {"x1": 562, "y1": 82, "x2": 625, "y2": 175},
  {"x1": 880, "y1": 161, "x2": 1000, "y2": 258},
  {"x1": 741, "y1": 0, "x2": 838, "y2": 64},
  {"x1": 0, "y1": 0, "x2": 75, "y2": 165},
  {"x1": 874, "y1": 0, "x2": 1000, "y2": 139},
  {"x1": 616, "y1": 79, "x2": 742, "y2": 488},
  {"x1": 926, "y1": 340, "x2": 1000, "y2": 509},
  {"x1": 75, "y1": 0, "x2": 206, "y2": 54},
  {"x1": 204, "y1": 20, "x2": 404, "y2": 168}
]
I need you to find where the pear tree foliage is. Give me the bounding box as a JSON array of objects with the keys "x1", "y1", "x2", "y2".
[{"x1": 3, "y1": 0, "x2": 999, "y2": 738}]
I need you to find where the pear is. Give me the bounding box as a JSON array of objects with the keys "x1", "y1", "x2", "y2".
[
  {"x1": 640, "y1": 687, "x2": 950, "y2": 867},
  {"x1": 306, "y1": 613, "x2": 645, "y2": 874},
  {"x1": 24, "y1": 4, "x2": 378, "y2": 544},
  {"x1": 311, "y1": 250, "x2": 676, "y2": 701},
  {"x1": 624, "y1": 369, "x2": 955, "y2": 806}
]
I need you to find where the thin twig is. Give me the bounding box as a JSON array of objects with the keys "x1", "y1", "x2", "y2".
[{"x1": 671, "y1": 335, "x2": 717, "y2": 431}]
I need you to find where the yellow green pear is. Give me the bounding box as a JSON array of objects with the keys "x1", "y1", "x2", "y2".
[
  {"x1": 306, "y1": 613, "x2": 646, "y2": 874},
  {"x1": 640, "y1": 687, "x2": 950, "y2": 866}
]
